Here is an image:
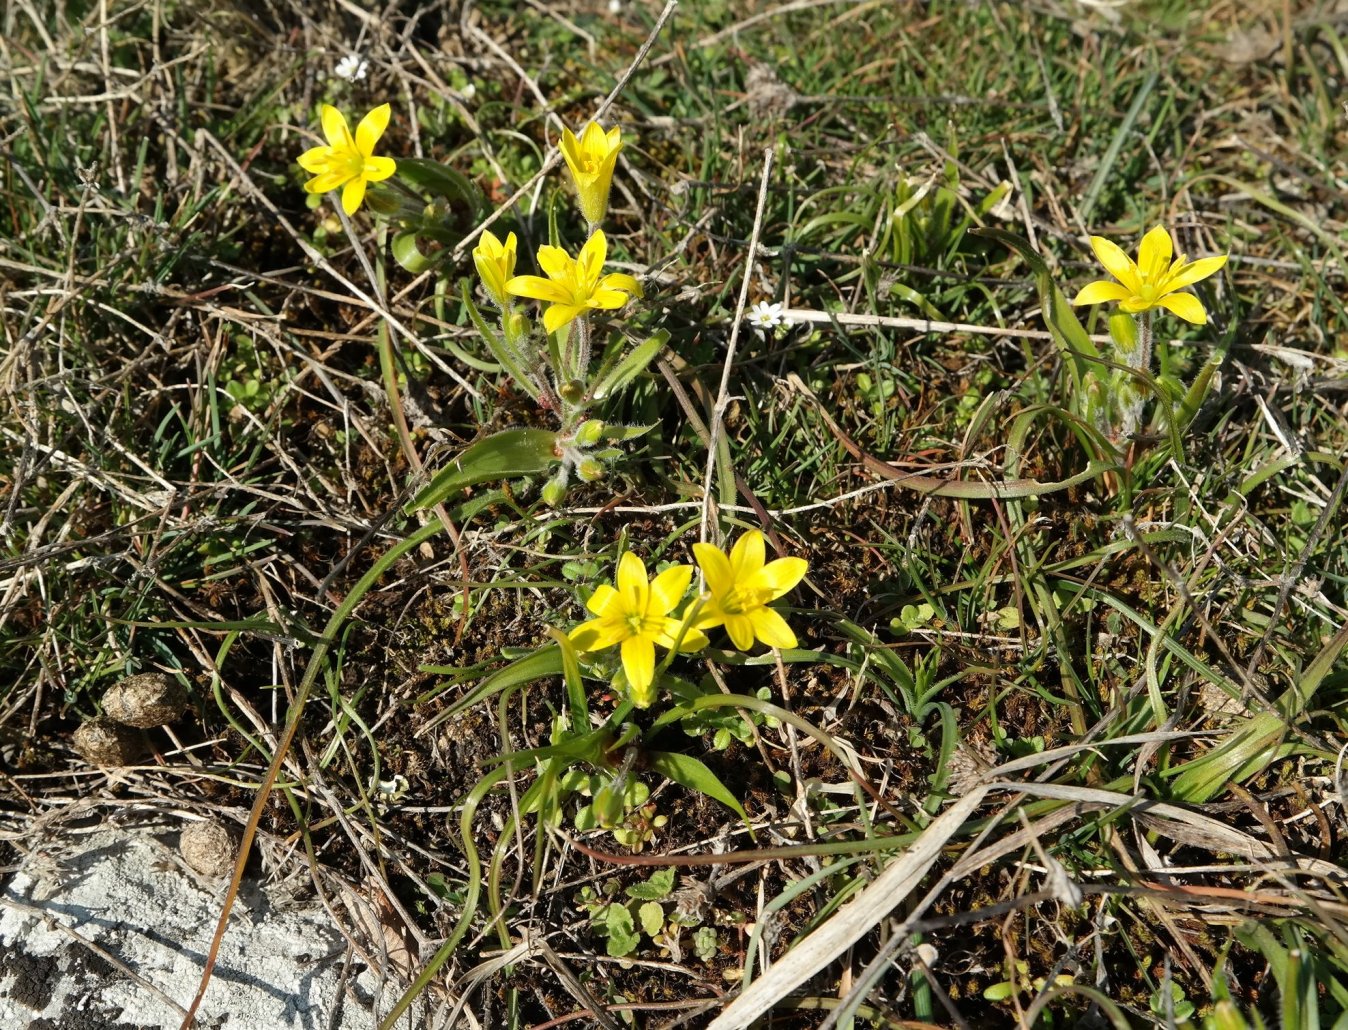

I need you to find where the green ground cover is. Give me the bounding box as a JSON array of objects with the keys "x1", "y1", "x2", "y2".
[{"x1": 2, "y1": 0, "x2": 1347, "y2": 1026}]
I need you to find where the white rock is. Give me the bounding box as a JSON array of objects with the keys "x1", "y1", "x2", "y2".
[{"x1": 0, "y1": 823, "x2": 384, "y2": 1028}]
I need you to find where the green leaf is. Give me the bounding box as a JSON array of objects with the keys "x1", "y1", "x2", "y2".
[
  {"x1": 638, "y1": 901, "x2": 664, "y2": 937},
  {"x1": 590, "y1": 330, "x2": 669, "y2": 400},
  {"x1": 626, "y1": 867, "x2": 675, "y2": 901},
  {"x1": 421, "y1": 644, "x2": 564, "y2": 730},
  {"x1": 596, "y1": 903, "x2": 639, "y2": 957},
  {"x1": 391, "y1": 230, "x2": 437, "y2": 274},
  {"x1": 648, "y1": 750, "x2": 748, "y2": 822},
  {"x1": 407, "y1": 428, "x2": 558, "y2": 512},
  {"x1": 972, "y1": 227, "x2": 1101, "y2": 393},
  {"x1": 395, "y1": 158, "x2": 483, "y2": 211},
  {"x1": 1168, "y1": 711, "x2": 1289, "y2": 804},
  {"x1": 547, "y1": 627, "x2": 590, "y2": 732},
  {"x1": 461, "y1": 282, "x2": 541, "y2": 402}
]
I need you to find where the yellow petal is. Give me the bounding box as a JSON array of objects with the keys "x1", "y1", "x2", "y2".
[
  {"x1": 580, "y1": 121, "x2": 607, "y2": 154},
  {"x1": 340, "y1": 176, "x2": 367, "y2": 215},
  {"x1": 304, "y1": 170, "x2": 349, "y2": 195},
  {"x1": 598, "y1": 272, "x2": 642, "y2": 298},
  {"x1": 571, "y1": 616, "x2": 625, "y2": 652},
  {"x1": 543, "y1": 303, "x2": 584, "y2": 334},
  {"x1": 1089, "y1": 236, "x2": 1141, "y2": 295},
  {"x1": 320, "y1": 105, "x2": 352, "y2": 149},
  {"x1": 1156, "y1": 291, "x2": 1208, "y2": 325},
  {"x1": 615, "y1": 552, "x2": 649, "y2": 611},
  {"x1": 585, "y1": 583, "x2": 621, "y2": 617},
  {"x1": 723, "y1": 613, "x2": 756, "y2": 652},
  {"x1": 364, "y1": 156, "x2": 397, "y2": 182},
  {"x1": 536, "y1": 245, "x2": 574, "y2": 282},
  {"x1": 588, "y1": 286, "x2": 635, "y2": 311},
  {"x1": 729, "y1": 531, "x2": 765, "y2": 580},
  {"x1": 355, "y1": 104, "x2": 391, "y2": 156},
  {"x1": 559, "y1": 126, "x2": 583, "y2": 178},
  {"x1": 579, "y1": 230, "x2": 608, "y2": 278},
  {"x1": 620, "y1": 636, "x2": 656, "y2": 696},
  {"x1": 1136, "y1": 225, "x2": 1174, "y2": 282},
  {"x1": 692, "y1": 602, "x2": 725, "y2": 632},
  {"x1": 506, "y1": 275, "x2": 569, "y2": 304},
  {"x1": 649, "y1": 564, "x2": 693, "y2": 616},
  {"x1": 748, "y1": 606, "x2": 798, "y2": 649},
  {"x1": 754, "y1": 557, "x2": 808, "y2": 600},
  {"x1": 297, "y1": 145, "x2": 334, "y2": 172},
  {"x1": 1161, "y1": 253, "x2": 1227, "y2": 293},
  {"x1": 693, "y1": 542, "x2": 734, "y2": 597},
  {"x1": 656, "y1": 616, "x2": 708, "y2": 652},
  {"x1": 1072, "y1": 280, "x2": 1133, "y2": 306}
]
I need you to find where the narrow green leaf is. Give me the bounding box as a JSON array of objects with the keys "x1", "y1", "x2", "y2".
[
  {"x1": 648, "y1": 750, "x2": 748, "y2": 822},
  {"x1": 407, "y1": 428, "x2": 558, "y2": 512},
  {"x1": 395, "y1": 157, "x2": 483, "y2": 211},
  {"x1": 421, "y1": 644, "x2": 564, "y2": 732},
  {"x1": 547, "y1": 627, "x2": 590, "y2": 731},
  {"x1": 590, "y1": 330, "x2": 669, "y2": 401},
  {"x1": 973, "y1": 226, "x2": 1101, "y2": 392},
  {"x1": 461, "y1": 283, "x2": 541, "y2": 401},
  {"x1": 1168, "y1": 711, "x2": 1288, "y2": 803}
]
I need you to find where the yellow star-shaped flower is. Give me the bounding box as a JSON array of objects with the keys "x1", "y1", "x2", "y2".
[
  {"x1": 692, "y1": 531, "x2": 808, "y2": 651},
  {"x1": 505, "y1": 230, "x2": 642, "y2": 334},
  {"x1": 1073, "y1": 225, "x2": 1227, "y2": 325},
  {"x1": 570, "y1": 552, "x2": 708, "y2": 707},
  {"x1": 560, "y1": 122, "x2": 623, "y2": 226},
  {"x1": 472, "y1": 230, "x2": 517, "y2": 309},
  {"x1": 297, "y1": 104, "x2": 397, "y2": 216}
]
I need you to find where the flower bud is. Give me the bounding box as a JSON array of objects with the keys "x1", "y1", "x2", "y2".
[
  {"x1": 575, "y1": 419, "x2": 606, "y2": 446},
  {"x1": 504, "y1": 311, "x2": 528, "y2": 344},
  {"x1": 559, "y1": 380, "x2": 586, "y2": 405},
  {"x1": 541, "y1": 475, "x2": 568, "y2": 507},
  {"x1": 1108, "y1": 312, "x2": 1139, "y2": 355},
  {"x1": 577, "y1": 458, "x2": 606, "y2": 482},
  {"x1": 592, "y1": 783, "x2": 626, "y2": 828}
]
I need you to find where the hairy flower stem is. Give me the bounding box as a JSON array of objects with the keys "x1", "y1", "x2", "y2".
[
  {"x1": 1136, "y1": 310, "x2": 1153, "y2": 372},
  {"x1": 1118, "y1": 311, "x2": 1153, "y2": 441},
  {"x1": 573, "y1": 314, "x2": 593, "y2": 389}
]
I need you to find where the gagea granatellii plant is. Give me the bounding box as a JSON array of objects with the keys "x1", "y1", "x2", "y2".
[
  {"x1": 1073, "y1": 224, "x2": 1229, "y2": 441},
  {"x1": 295, "y1": 104, "x2": 663, "y2": 510}
]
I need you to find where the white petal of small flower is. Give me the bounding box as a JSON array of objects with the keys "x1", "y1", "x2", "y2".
[
  {"x1": 608, "y1": 0, "x2": 622, "y2": 11},
  {"x1": 334, "y1": 54, "x2": 369, "y2": 82},
  {"x1": 461, "y1": 83, "x2": 477, "y2": 100},
  {"x1": 747, "y1": 301, "x2": 787, "y2": 329}
]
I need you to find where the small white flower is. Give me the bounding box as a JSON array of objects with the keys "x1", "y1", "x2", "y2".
[
  {"x1": 461, "y1": 82, "x2": 477, "y2": 101},
  {"x1": 608, "y1": 0, "x2": 622, "y2": 11},
  {"x1": 334, "y1": 54, "x2": 369, "y2": 82},
  {"x1": 746, "y1": 300, "x2": 790, "y2": 330}
]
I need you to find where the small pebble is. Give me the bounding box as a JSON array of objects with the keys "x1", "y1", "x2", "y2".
[
  {"x1": 72, "y1": 718, "x2": 145, "y2": 766},
  {"x1": 102, "y1": 672, "x2": 189, "y2": 728},
  {"x1": 180, "y1": 820, "x2": 236, "y2": 878}
]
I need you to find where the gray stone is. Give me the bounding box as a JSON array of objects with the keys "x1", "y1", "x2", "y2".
[{"x1": 0, "y1": 821, "x2": 385, "y2": 1029}]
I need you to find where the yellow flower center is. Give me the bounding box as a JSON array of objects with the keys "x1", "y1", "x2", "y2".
[
  {"x1": 719, "y1": 585, "x2": 764, "y2": 616},
  {"x1": 625, "y1": 611, "x2": 658, "y2": 637}
]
